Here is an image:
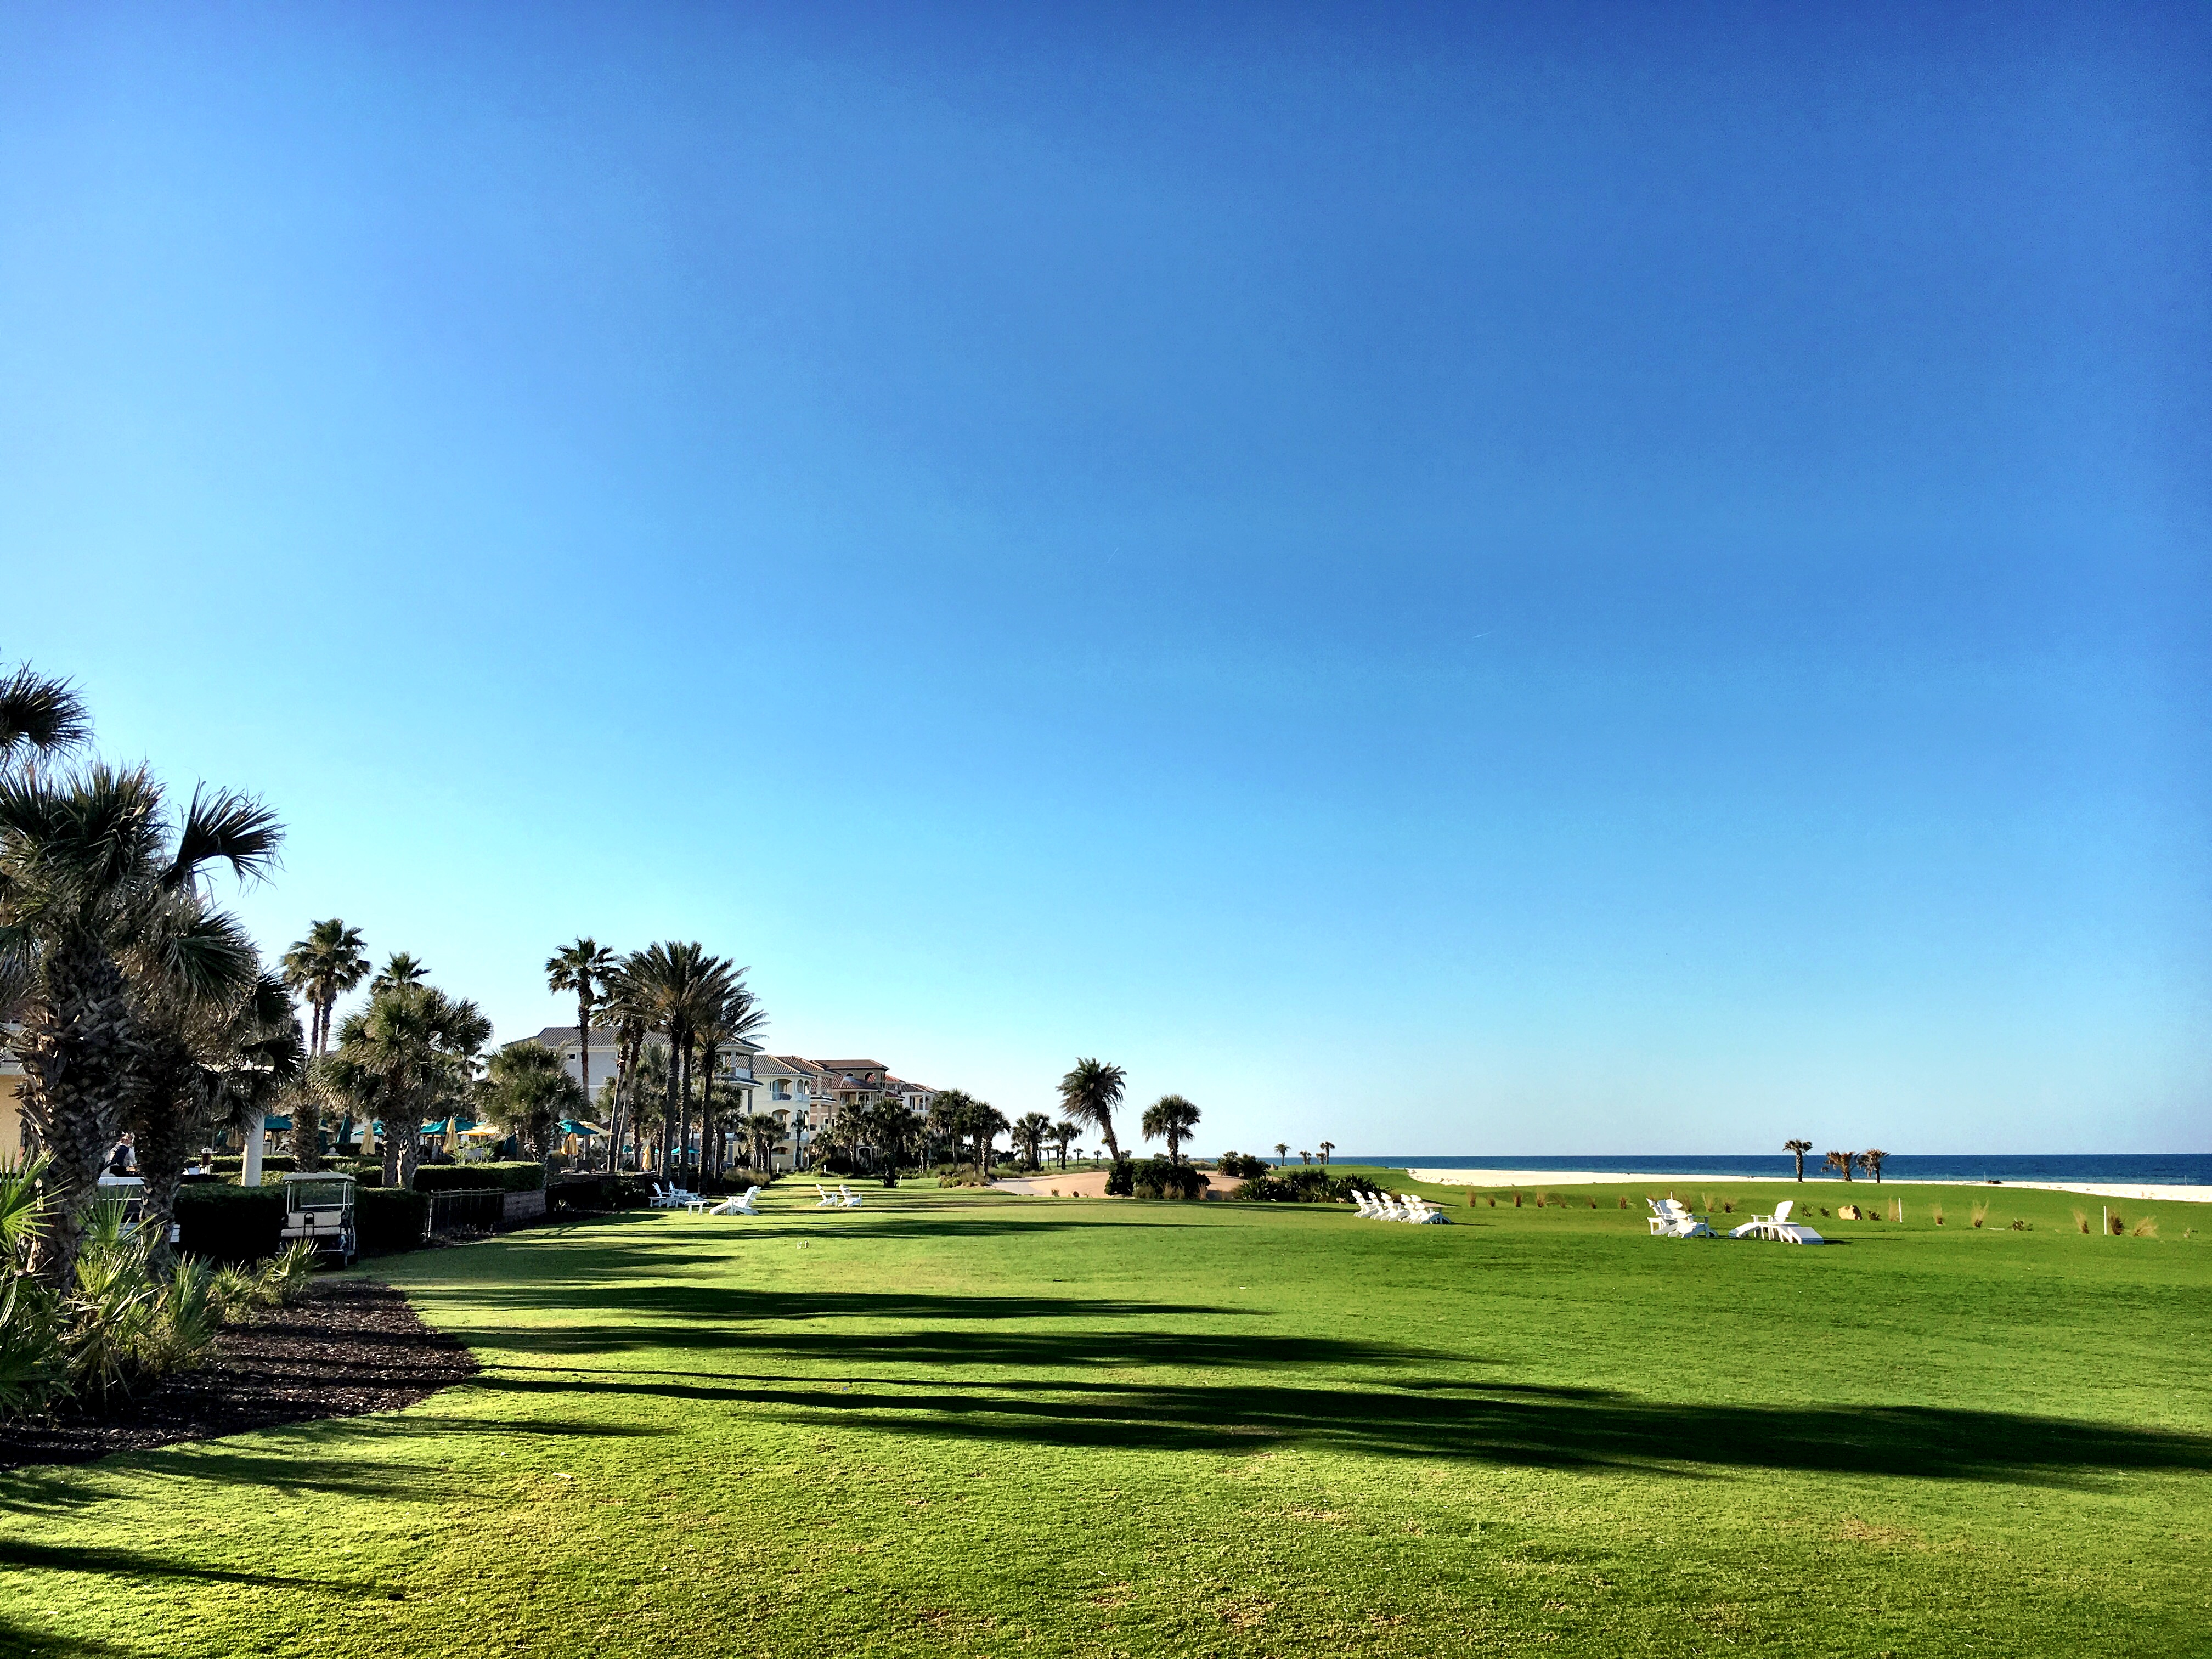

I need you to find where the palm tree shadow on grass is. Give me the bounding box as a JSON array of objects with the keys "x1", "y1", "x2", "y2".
[
  {"x1": 461, "y1": 1339, "x2": 2212, "y2": 1489},
  {"x1": 752, "y1": 1375, "x2": 2212, "y2": 1487}
]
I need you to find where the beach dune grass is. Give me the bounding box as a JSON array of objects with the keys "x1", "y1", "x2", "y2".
[{"x1": 2, "y1": 1172, "x2": 2207, "y2": 1657}]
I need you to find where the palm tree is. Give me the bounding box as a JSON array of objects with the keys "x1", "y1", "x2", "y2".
[
  {"x1": 692, "y1": 975, "x2": 766, "y2": 1183},
  {"x1": 544, "y1": 938, "x2": 616, "y2": 1114},
  {"x1": 0, "y1": 764, "x2": 280, "y2": 1285},
  {"x1": 741, "y1": 1112, "x2": 783, "y2": 1175},
  {"x1": 0, "y1": 659, "x2": 91, "y2": 770},
  {"x1": 484, "y1": 1041, "x2": 586, "y2": 1165},
  {"x1": 281, "y1": 919, "x2": 370, "y2": 1058},
  {"x1": 625, "y1": 943, "x2": 735, "y2": 1178},
  {"x1": 862, "y1": 1097, "x2": 918, "y2": 1186},
  {"x1": 326, "y1": 982, "x2": 492, "y2": 1188},
  {"x1": 1273, "y1": 1142, "x2": 1289, "y2": 1166},
  {"x1": 134, "y1": 968, "x2": 304, "y2": 1242},
  {"x1": 1317, "y1": 1140, "x2": 1334, "y2": 1165},
  {"x1": 371, "y1": 952, "x2": 429, "y2": 994},
  {"x1": 1052, "y1": 1122, "x2": 1075, "y2": 1170},
  {"x1": 1058, "y1": 1058, "x2": 1126, "y2": 1166},
  {"x1": 1013, "y1": 1112, "x2": 1053, "y2": 1170},
  {"x1": 1859, "y1": 1148, "x2": 1888, "y2": 1184},
  {"x1": 1139, "y1": 1095, "x2": 1200, "y2": 1164},
  {"x1": 596, "y1": 960, "x2": 653, "y2": 1171},
  {"x1": 925, "y1": 1091, "x2": 967, "y2": 1166},
  {"x1": 1824, "y1": 1149, "x2": 1857, "y2": 1183},
  {"x1": 1784, "y1": 1139, "x2": 1813, "y2": 1181}
]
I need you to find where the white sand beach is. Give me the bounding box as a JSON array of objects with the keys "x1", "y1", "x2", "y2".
[{"x1": 1404, "y1": 1167, "x2": 2212, "y2": 1204}]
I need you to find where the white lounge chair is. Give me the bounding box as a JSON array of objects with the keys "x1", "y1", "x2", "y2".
[
  {"x1": 1647, "y1": 1198, "x2": 1714, "y2": 1239},
  {"x1": 1352, "y1": 1190, "x2": 1383, "y2": 1218},
  {"x1": 838, "y1": 1183, "x2": 864, "y2": 1208},
  {"x1": 1404, "y1": 1197, "x2": 1448, "y2": 1225},
  {"x1": 708, "y1": 1186, "x2": 761, "y2": 1217},
  {"x1": 1726, "y1": 1197, "x2": 1820, "y2": 1243},
  {"x1": 1385, "y1": 1193, "x2": 1421, "y2": 1222},
  {"x1": 815, "y1": 1184, "x2": 840, "y2": 1207},
  {"x1": 647, "y1": 1182, "x2": 684, "y2": 1209}
]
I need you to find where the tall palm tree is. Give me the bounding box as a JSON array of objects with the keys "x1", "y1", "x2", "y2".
[
  {"x1": 625, "y1": 943, "x2": 733, "y2": 1177},
  {"x1": 926, "y1": 1090, "x2": 972, "y2": 1166},
  {"x1": 596, "y1": 960, "x2": 652, "y2": 1171},
  {"x1": 691, "y1": 975, "x2": 766, "y2": 1183},
  {"x1": 326, "y1": 981, "x2": 491, "y2": 1189},
  {"x1": 975, "y1": 1103, "x2": 1008, "y2": 1168},
  {"x1": 281, "y1": 919, "x2": 370, "y2": 1057},
  {"x1": 0, "y1": 765, "x2": 279, "y2": 1285},
  {"x1": 544, "y1": 938, "x2": 616, "y2": 1116},
  {"x1": 1013, "y1": 1112, "x2": 1053, "y2": 1171},
  {"x1": 371, "y1": 952, "x2": 428, "y2": 995},
  {"x1": 1317, "y1": 1140, "x2": 1334, "y2": 1165},
  {"x1": 1824, "y1": 1149, "x2": 1857, "y2": 1184},
  {"x1": 1140, "y1": 1095, "x2": 1201, "y2": 1165},
  {"x1": 1859, "y1": 1148, "x2": 1888, "y2": 1184},
  {"x1": 0, "y1": 659, "x2": 91, "y2": 770},
  {"x1": 741, "y1": 1111, "x2": 783, "y2": 1175},
  {"x1": 1058, "y1": 1058, "x2": 1126, "y2": 1166},
  {"x1": 1052, "y1": 1122, "x2": 1075, "y2": 1170},
  {"x1": 1784, "y1": 1138, "x2": 1813, "y2": 1181},
  {"x1": 1273, "y1": 1142, "x2": 1289, "y2": 1166}
]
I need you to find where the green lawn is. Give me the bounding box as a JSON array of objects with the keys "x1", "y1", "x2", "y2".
[{"x1": 4, "y1": 1173, "x2": 2209, "y2": 1658}]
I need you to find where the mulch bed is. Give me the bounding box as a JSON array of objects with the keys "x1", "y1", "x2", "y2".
[{"x1": 0, "y1": 1279, "x2": 478, "y2": 1471}]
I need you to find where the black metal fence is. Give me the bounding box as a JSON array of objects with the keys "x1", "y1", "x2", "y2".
[{"x1": 425, "y1": 1188, "x2": 504, "y2": 1236}]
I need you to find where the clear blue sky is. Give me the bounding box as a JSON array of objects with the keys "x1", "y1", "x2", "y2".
[{"x1": 2, "y1": 2, "x2": 2204, "y2": 1155}]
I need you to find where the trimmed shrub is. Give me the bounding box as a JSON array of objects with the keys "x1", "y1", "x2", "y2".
[
  {"x1": 173, "y1": 1185, "x2": 285, "y2": 1264},
  {"x1": 548, "y1": 1173, "x2": 651, "y2": 1214},
  {"x1": 357, "y1": 1188, "x2": 430, "y2": 1255},
  {"x1": 1103, "y1": 1158, "x2": 1135, "y2": 1197},
  {"x1": 414, "y1": 1161, "x2": 546, "y2": 1194},
  {"x1": 1131, "y1": 1158, "x2": 1210, "y2": 1201},
  {"x1": 210, "y1": 1155, "x2": 297, "y2": 1176},
  {"x1": 1216, "y1": 1151, "x2": 1273, "y2": 1181},
  {"x1": 1233, "y1": 1168, "x2": 1384, "y2": 1205}
]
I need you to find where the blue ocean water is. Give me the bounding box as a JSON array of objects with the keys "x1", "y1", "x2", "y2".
[{"x1": 1342, "y1": 1153, "x2": 2212, "y2": 1184}]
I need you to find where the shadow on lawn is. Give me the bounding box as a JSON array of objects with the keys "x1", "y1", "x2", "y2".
[
  {"x1": 777, "y1": 1377, "x2": 2210, "y2": 1486},
  {"x1": 431, "y1": 1285, "x2": 1255, "y2": 1356},
  {"x1": 0, "y1": 1613, "x2": 127, "y2": 1656},
  {"x1": 468, "y1": 1352, "x2": 2212, "y2": 1488}
]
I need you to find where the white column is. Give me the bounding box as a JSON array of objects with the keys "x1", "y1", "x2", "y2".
[{"x1": 241, "y1": 1112, "x2": 266, "y2": 1187}]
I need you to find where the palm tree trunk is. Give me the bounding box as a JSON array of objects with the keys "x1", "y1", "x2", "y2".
[{"x1": 14, "y1": 934, "x2": 144, "y2": 1289}]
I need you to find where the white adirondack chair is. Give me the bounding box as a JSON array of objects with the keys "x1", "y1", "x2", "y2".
[
  {"x1": 838, "y1": 1183, "x2": 864, "y2": 1208},
  {"x1": 708, "y1": 1186, "x2": 761, "y2": 1217},
  {"x1": 1647, "y1": 1198, "x2": 1714, "y2": 1239},
  {"x1": 815, "y1": 1184, "x2": 841, "y2": 1207}
]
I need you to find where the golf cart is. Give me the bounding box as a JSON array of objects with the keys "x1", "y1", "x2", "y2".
[{"x1": 278, "y1": 1170, "x2": 358, "y2": 1263}]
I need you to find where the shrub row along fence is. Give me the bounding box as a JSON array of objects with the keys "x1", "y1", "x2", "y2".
[{"x1": 173, "y1": 1163, "x2": 558, "y2": 1263}]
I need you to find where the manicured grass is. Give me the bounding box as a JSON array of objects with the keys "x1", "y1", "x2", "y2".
[{"x1": 4, "y1": 1175, "x2": 2209, "y2": 1657}]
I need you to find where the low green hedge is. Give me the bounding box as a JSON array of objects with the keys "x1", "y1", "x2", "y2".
[
  {"x1": 548, "y1": 1173, "x2": 651, "y2": 1214},
  {"x1": 357, "y1": 1188, "x2": 429, "y2": 1254},
  {"x1": 174, "y1": 1184, "x2": 285, "y2": 1262},
  {"x1": 210, "y1": 1155, "x2": 296, "y2": 1176},
  {"x1": 414, "y1": 1161, "x2": 546, "y2": 1194}
]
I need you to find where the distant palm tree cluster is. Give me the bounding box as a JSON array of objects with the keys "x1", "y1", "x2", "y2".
[
  {"x1": 1784, "y1": 1140, "x2": 1889, "y2": 1183},
  {"x1": 535, "y1": 938, "x2": 765, "y2": 1183}
]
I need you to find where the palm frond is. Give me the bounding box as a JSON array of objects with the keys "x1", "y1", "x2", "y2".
[
  {"x1": 166, "y1": 786, "x2": 281, "y2": 889},
  {"x1": 0, "y1": 664, "x2": 92, "y2": 761}
]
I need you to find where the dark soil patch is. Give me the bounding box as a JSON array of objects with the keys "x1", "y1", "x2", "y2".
[{"x1": 0, "y1": 1278, "x2": 477, "y2": 1470}]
